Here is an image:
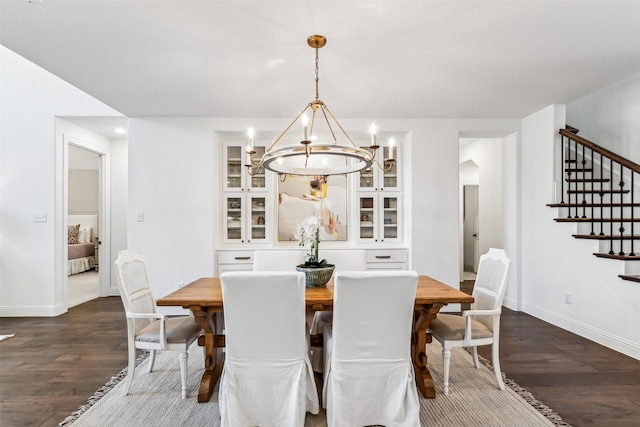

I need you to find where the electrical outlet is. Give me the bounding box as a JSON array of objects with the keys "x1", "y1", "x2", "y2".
[
  {"x1": 136, "y1": 212, "x2": 144, "y2": 222},
  {"x1": 564, "y1": 292, "x2": 572, "y2": 305}
]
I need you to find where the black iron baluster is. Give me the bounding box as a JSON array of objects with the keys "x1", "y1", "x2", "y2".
[
  {"x1": 631, "y1": 171, "x2": 636, "y2": 257},
  {"x1": 569, "y1": 141, "x2": 579, "y2": 218},
  {"x1": 589, "y1": 147, "x2": 595, "y2": 235},
  {"x1": 560, "y1": 134, "x2": 565, "y2": 204},
  {"x1": 618, "y1": 163, "x2": 625, "y2": 256},
  {"x1": 609, "y1": 157, "x2": 615, "y2": 255},
  {"x1": 600, "y1": 152, "x2": 604, "y2": 236},
  {"x1": 581, "y1": 144, "x2": 587, "y2": 218}
]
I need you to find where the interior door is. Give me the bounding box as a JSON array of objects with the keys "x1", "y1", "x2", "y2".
[{"x1": 463, "y1": 185, "x2": 479, "y2": 273}]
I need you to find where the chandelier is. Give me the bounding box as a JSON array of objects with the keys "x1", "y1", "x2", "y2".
[{"x1": 245, "y1": 35, "x2": 395, "y2": 177}]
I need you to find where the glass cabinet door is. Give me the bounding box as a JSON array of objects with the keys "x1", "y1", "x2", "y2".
[
  {"x1": 357, "y1": 196, "x2": 376, "y2": 241},
  {"x1": 224, "y1": 142, "x2": 269, "y2": 192},
  {"x1": 248, "y1": 195, "x2": 268, "y2": 243},
  {"x1": 381, "y1": 196, "x2": 400, "y2": 241},
  {"x1": 381, "y1": 146, "x2": 400, "y2": 190},
  {"x1": 224, "y1": 195, "x2": 244, "y2": 242},
  {"x1": 248, "y1": 146, "x2": 266, "y2": 190},
  {"x1": 356, "y1": 145, "x2": 400, "y2": 191}
]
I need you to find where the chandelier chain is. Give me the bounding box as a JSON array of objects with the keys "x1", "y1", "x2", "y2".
[{"x1": 315, "y1": 45, "x2": 320, "y2": 102}]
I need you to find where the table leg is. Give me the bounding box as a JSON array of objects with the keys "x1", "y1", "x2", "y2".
[
  {"x1": 412, "y1": 303, "x2": 443, "y2": 398},
  {"x1": 192, "y1": 309, "x2": 224, "y2": 403}
]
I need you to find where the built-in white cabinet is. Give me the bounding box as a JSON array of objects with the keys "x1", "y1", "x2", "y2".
[
  {"x1": 357, "y1": 146, "x2": 400, "y2": 192},
  {"x1": 365, "y1": 249, "x2": 409, "y2": 270},
  {"x1": 356, "y1": 194, "x2": 401, "y2": 243},
  {"x1": 216, "y1": 250, "x2": 254, "y2": 275},
  {"x1": 223, "y1": 194, "x2": 271, "y2": 244},
  {"x1": 215, "y1": 249, "x2": 409, "y2": 274},
  {"x1": 222, "y1": 139, "x2": 272, "y2": 245},
  {"x1": 223, "y1": 141, "x2": 269, "y2": 192}
]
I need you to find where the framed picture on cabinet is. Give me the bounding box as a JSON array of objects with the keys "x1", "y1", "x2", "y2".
[{"x1": 277, "y1": 174, "x2": 348, "y2": 241}]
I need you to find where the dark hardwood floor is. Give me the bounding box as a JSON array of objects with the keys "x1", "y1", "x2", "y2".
[{"x1": 1, "y1": 293, "x2": 639, "y2": 427}]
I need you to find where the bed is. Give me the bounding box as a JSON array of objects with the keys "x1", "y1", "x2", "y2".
[{"x1": 68, "y1": 214, "x2": 98, "y2": 275}]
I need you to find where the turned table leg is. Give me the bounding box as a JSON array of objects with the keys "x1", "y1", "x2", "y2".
[
  {"x1": 412, "y1": 303, "x2": 443, "y2": 398},
  {"x1": 193, "y1": 309, "x2": 224, "y2": 403}
]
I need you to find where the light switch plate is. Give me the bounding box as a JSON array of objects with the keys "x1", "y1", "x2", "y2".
[{"x1": 33, "y1": 212, "x2": 47, "y2": 222}]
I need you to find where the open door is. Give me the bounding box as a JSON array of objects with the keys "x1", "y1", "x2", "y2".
[{"x1": 463, "y1": 185, "x2": 479, "y2": 272}]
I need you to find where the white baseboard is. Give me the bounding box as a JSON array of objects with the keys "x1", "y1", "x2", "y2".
[
  {"x1": 524, "y1": 302, "x2": 640, "y2": 360},
  {"x1": 0, "y1": 303, "x2": 66, "y2": 317}
]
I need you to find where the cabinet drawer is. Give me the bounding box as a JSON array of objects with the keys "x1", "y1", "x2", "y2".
[
  {"x1": 366, "y1": 262, "x2": 408, "y2": 270},
  {"x1": 217, "y1": 250, "x2": 254, "y2": 264},
  {"x1": 366, "y1": 250, "x2": 408, "y2": 263}
]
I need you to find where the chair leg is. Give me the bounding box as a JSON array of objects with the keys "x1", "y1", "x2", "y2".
[
  {"x1": 179, "y1": 351, "x2": 188, "y2": 399},
  {"x1": 472, "y1": 346, "x2": 480, "y2": 369},
  {"x1": 147, "y1": 349, "x2": 156, "y2": 373},
  {"x1": 442, "y1": 347, "x2": 451, "y2": 395},
  {"x1": 492, "y1": 342, "x2": 506, "y2": 391},
  {"x1": 122, "y1": 345, "x2": 137, "y2": 396}
]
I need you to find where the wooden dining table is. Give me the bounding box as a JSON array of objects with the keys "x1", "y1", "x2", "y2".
[{"x1": 156, "y1": 275, "x2": 473, "y2": 403}]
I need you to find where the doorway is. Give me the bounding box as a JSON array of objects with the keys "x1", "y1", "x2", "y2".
[
  {"x1": 67, "y1": 145, "x2": 101, "y2": 307},
  {"x1": 61, "y1": 132, "x2": 112, "y2": 310}
]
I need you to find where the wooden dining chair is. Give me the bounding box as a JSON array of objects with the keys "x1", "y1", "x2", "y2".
[
  {"x1": 114, "y1": 249, "x2": 202, "y2": 398},
  {"x1": 219, "y1": 271, "x2": 319, "y2": 426},
  {"x1": 323, "y1": 270, "x2": 420, "y2": 427},
  {"x1": 428, "y1": 248, "x2": 511, "y2": 394}
]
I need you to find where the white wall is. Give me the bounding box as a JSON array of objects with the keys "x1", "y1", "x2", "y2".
[
  {"x1": 567, "y1": 72, "x2": 640, "y2": 164},
  {"x1": 521, "y1": 104, "x2": 640, "y2": 359},
  {"x1": 0, "y1": 46, "x2": 123, "y2": 315}
]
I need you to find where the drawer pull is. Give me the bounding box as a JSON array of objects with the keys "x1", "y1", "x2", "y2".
[
  {"x1": 234, "y1": 256, "x2": 251, "y2": 260},
  {"x1": 375, "y1": 255, "x2": 391, "y2": 259}
]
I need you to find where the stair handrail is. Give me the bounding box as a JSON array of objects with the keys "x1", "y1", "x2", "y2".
[{"x1": 559, "y1": 128, "x2": 640, "y2": 174}]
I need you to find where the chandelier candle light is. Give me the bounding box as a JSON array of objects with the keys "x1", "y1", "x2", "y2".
[{"x1": 244, "y1": 35, "x2": 396, "y2": 178}]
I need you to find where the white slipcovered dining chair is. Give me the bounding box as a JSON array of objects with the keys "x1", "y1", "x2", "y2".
[
  {"x1": 428, "y1": 248, "x2": 511, "y2": 395},
  {"x1": 219, "y1": 271, "x2": 319, "y2": 427},
  {"x1": 253, "y1": 249, "x2": 303, "y2": 271},
  {"x1": 323, "y1": 270, "x2": 420, "y2": 427},
  {"x1": 310, "y1": 249, "x2": 367, "y2": 372},
  {"x1": 115, "y1": 249, "x2": 202, "y2": 398}
]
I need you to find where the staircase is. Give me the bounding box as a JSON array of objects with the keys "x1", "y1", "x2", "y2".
[{"x1": 547, "y1": 126, "x2": 640, "y2": 283}]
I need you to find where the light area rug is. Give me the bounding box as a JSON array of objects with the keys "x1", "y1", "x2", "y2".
[{"x1": 61, "y1": 341, "x2": 568, "y2": 427}]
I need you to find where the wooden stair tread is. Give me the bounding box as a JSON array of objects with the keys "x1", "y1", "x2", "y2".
[
  {"x1": 594, "y1": 253, "x2": 640, "y2": 260},
  {"x1": 566, "y1": 189, "x2": 629, "y2": 194},
  {"x1": 555, "y1": 218, "x2": 640, "y2": 222},
  {"x1": 573, "y1": 234, "x2": 640, "y2": 240},
  {"x1": 565, "y1": 168, "x2": 593, "y2": 172},
  {"x1": 619, "y1": 275, "x2": 640, "y2": 283},
  {"x1": 547, "y1": 203, "x2": 640, "y2": 207},
  {"x1": 564, "y1": 178, "x2": 609, "y2": 182}
]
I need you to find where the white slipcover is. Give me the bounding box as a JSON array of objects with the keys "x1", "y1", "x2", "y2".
[
  {"x1": 310, "y1": 249, "x2": 367, "y2": 372},
  {"x1": 219, "y1": 271, "x2": 319, "y2": 427},
  {"x1": 323, "y1": 270, "x2": 420, "y2": 427},
  {"x1": 253, "y1": 249, "x2": 304, "y2": 271}
]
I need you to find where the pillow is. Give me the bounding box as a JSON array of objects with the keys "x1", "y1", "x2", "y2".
[
  {"x1": 83, "y1": 226, "x2": 93, "y2": 243},
  {"x1": 78, "y1": 227, "x2": 87, "y2": 244},
  {"x1": 68, "y1": 224, "x2": 80, "y2": 244}
]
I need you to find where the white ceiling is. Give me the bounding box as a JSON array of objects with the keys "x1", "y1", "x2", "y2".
[{"x1": 2, "y1": 0, "x2": 640, "y2": 136}]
